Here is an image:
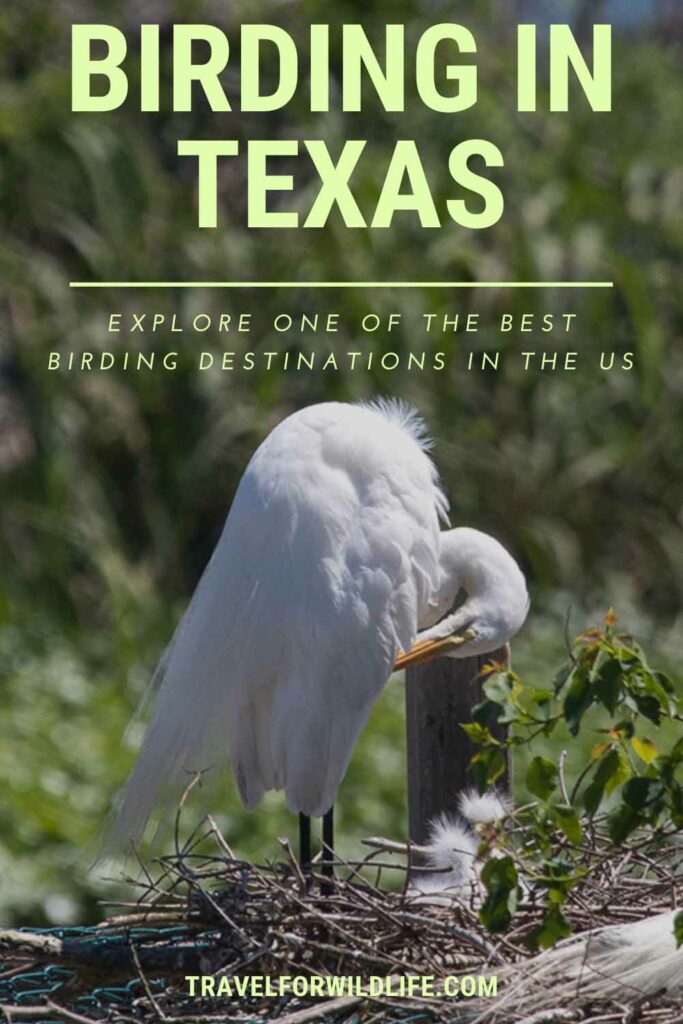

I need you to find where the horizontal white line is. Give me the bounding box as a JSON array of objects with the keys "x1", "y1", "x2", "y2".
[{"x1": 69, "y1": 281, "x2": 615, "y2": 289}]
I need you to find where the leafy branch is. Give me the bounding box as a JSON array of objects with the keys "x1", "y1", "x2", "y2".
[{"x1": 464, "y1": 611, "x2": 682, "y2": 948}]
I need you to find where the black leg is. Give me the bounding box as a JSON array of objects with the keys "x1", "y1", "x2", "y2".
[
  {"x1": 321, "y1": 804, "x2": 335, "y2": 895},
  {"x1": 299, "y1": 813, "x2": 311, "y2": 890}
]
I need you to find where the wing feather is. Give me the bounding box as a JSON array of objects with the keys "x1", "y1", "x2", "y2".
[{"x1": 112, "y1": 401, "x2": 448, "y2": 842}]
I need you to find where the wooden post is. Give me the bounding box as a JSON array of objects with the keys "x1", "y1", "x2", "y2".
[{"x1": 405, "y1": 646, "x2": 510, "y2": 845}]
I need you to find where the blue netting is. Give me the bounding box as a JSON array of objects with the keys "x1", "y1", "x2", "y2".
[
  {"x1": 1, "y1": 925, "x2": 190, "y2": 1022},
  {"x1": 1, "y1": 925, "x2": 438, "y2": 1022}
]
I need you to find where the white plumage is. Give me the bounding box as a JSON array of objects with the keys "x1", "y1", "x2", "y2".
[
  {"x1": 491, "y1": 911, "x2": 683, "y2": 1013},
  {"x1": 458, "y1": 790, "x2": 511, "y2": 825},
  {"x1": 112, "y1": 401, "x2": 528, "y2": 845},
  {"x1": 411, "y1": 789, "x2": 510, "y2": 900}
]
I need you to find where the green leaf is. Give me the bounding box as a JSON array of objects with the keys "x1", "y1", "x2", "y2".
[
  {"x1": 553, "y1": 661, "x2": 573, "y2": 695},
  {"x1": 480, "y1": 856, "x2": 519, "y2": 933},
  {"x1": 469, "y1": 746, "x2": 507, "y2": 791},
  {"x1": 526, "y1": 904, "x2": 573, "y2": 951},
  {"x1": 582, "y1": 747, "x2": 630, "y2": 814},
  {"x1": 552, "y1": 804, "x2": 583, "y2": 844},
  {"x1": 472, "y1": 699, "x2": 504, "y2": 727},
  {"x1": 483, "y1": 672, "x2": 516, "y2": 705},
  {"x1": 654, "y1": 671, "x2": 675, "y2": 696},
  {"x1": 530, "y1": 689, "x2": 555, "y2": 722},
  {"x1": 532, "y1": 689, "x2": 554, "y2": 705},
  {"x1": 631, "y1": 693, "x2": 662, "y2": 725},
  {"x1": 674, "y1": 912, "x2": 683, "y2": 950},
  {"x1": 526, "y1": 756, "x2": 558, "y2": 800},
  {"x1": 532, "y1": 860, "x2": 584, "y2": 893},
  {"x1": 461, "y1": 722, "x2": 497, "y2": 746},
  {"x1": 605, "y1": 750, "x2": 631, "y2": 795},
  {"x1": 622, "y1": 776, "x2": 664, "y2": 812},
  {"x1": 582, "y1": 780, "x2": 602, "y2": 817},
  {"x1": 615, "y1": 647, "x2": 640, "y2": 669},
  {"x1": 639, "y1": 671, "x2": 675, "y2": 711},
  {"x1": 607, "y1": 803, "x2": 643, "y2": 844},
  {"x1": 582, "y1": 748, "x2": 619, "y2": 815},
  {"x1": 592, "y1": 656, "x2": 623, "y2": 714},
  {"x1": 484, "y1": 747, "x2": 507, "y2": 785},
  {"x1": 563, "y1": 668, "x2": 592, "y2": 736},
  {"x1": 498, "y1": 705, "x2": 523, "y2": 725},
  {"x1": 631, "y1": 736, "x2": 658, "y2": 763}
]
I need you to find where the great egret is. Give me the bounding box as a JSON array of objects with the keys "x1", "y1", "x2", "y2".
[{"x1": 112, "y1": 400, "x2": 528, "y2": 878}]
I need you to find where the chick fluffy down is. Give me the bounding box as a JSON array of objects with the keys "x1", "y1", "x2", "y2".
[{"x1": 411, "y1": 788, "x2": 509, "y2": 900}]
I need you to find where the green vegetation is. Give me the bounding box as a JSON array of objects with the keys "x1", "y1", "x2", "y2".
[
  {"x1": 1, "y1": 2, "x2": 682, "y2": 924},
  {"x1": 471, "y1": 613, "x2": 683, "y2": 947}
]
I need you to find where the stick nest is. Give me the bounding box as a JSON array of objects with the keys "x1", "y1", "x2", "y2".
[{"x1": 2, "y1": 805, "x2": 683, "y2": 1024}]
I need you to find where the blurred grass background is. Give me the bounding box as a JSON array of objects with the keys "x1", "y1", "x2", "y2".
[{"x1": 0, "y1": 0, "x2": 682, "y2": 925}]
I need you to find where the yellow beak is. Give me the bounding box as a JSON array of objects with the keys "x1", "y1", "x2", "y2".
[{"x1": 393, "y1": 628, "x2": 476, "y2": 671}]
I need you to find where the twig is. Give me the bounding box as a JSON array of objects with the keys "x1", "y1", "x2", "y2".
[
  {"x1": 389, "y1": 912, "x2": 506, "y2": 966},
  {"x1": 558, "y1": 750, "x2": 571, "y2": 805},
  {"x1": 516, "y1": 1011, "x2": 580, "y2": 1024},
  {"x1": 271, "y1": 992, "x2": 365, "y2": 1024},
  {"x1": 1, "y1": 1002, "x2": 99, "y2": 1024},
  {"x1": 130, "y1": 941, "x2": 167, "y2": 1020}
]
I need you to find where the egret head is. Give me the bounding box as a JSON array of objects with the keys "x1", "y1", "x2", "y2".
[{"x1": 395, "y1": 527, "x2": 529, "y2": 670}]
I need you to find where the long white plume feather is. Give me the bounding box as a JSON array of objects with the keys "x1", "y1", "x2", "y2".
[{"x1": 487, "y1": 911, "x2": 683, "y2": 1015}]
